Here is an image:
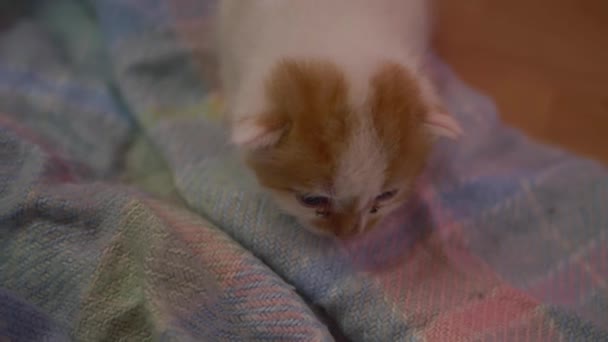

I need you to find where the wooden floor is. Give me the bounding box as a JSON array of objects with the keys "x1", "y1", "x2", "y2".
[{"x1": 434, "y1": 0, "x2": 608, "y2": 164}]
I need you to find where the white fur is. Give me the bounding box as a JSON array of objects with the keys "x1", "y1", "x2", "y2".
[{"x1": 334, "y1": 113, "x2": 387, "y2": 209}]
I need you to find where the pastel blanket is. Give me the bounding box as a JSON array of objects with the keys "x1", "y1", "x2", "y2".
[{"x1": 1, "y1": 1, "x2": 607, "y2": 341}]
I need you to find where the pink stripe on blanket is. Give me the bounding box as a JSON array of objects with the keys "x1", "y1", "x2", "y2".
[{"x1": 421, "y1": 286, "x2": 556, "y2": 341}]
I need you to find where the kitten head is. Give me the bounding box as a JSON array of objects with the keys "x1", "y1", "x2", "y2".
[{"x1": 230, "y1": 59, "x2": 461, "y2": 239}]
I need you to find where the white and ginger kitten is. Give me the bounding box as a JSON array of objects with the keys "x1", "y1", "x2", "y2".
[{"x1": 217, "y1": 0, "x2": 462, "y2": 239}]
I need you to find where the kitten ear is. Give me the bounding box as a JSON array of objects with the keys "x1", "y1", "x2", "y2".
[
  {"x1": 231, "y1": 114, "x2": 290, "y2": 150},
  {"x1": 424, "y1": 110, "x2": 463, "y2": 140}
]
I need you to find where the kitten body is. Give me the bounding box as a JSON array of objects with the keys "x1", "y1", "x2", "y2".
[{"x1": 217, "y1": 0, "x2": 461, "y2": 239}]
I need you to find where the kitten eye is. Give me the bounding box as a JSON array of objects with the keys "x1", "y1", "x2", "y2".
[
  {"x1": 376, "y1": 190, "x2": 397, "y2": 202},
  {"x1": 296, "y1": 194, "x2": 330, "y2": 208}
]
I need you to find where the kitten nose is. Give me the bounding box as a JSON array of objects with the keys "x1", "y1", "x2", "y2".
[{"x1": 335, "y1": 217, "x2": 362, "y2": 239}]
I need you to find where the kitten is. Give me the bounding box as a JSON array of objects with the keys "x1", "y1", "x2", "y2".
[{"x1": 217, "y1": 0, "x2": 462, "y2": 239}]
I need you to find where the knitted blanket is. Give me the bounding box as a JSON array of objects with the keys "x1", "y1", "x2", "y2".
[{"x1": 1, "y1": 0, "x2": 606, "y2": 340}]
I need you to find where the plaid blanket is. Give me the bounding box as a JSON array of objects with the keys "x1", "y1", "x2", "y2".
[{"x1": 1, "y1": 0, "x2": 607, "y2": 341}]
